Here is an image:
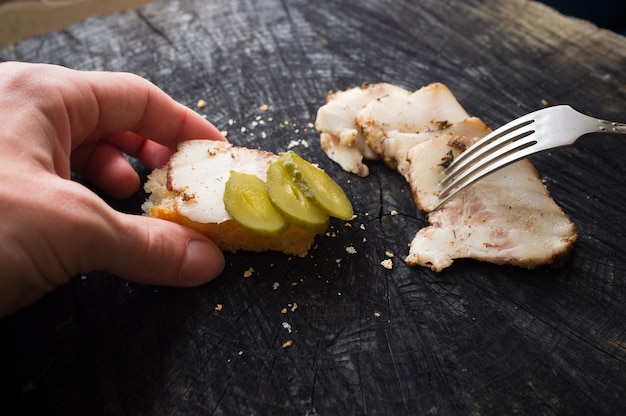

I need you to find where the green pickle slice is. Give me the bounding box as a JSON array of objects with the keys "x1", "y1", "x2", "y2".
[
  {"x1": 266, "y1": 160, "x2": 330, "y2": 234},
  {"x1": 280, "y1": 151, "x2": 354, "y2": 220},
  {"x1": 224, "y1": 171, "x2": 289, "y2": 236}
]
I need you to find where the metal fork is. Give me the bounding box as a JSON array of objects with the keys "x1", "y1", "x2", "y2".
[{"x1": 435, "y1": 105, "x2": 626, "y2": 210}]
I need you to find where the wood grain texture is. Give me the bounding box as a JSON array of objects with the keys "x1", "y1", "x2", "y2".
[{"x1": 1, "y1": 0, "x2": 625, "y2": 414}]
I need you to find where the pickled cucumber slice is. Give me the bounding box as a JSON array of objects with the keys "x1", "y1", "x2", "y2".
[
  {"x1": 266, "y1": 160, "x2": 330, "y2": 234},
  {"x1": 280, "y1": 151, "x2": 354, "y2": 220},
  {"x1": 224, "y1": 171, "x2": 289, "y2": 237}
]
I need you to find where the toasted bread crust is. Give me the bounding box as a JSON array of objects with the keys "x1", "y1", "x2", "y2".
[{"x1": 149, "y1": 204, "x2": 314, "y2": 256}]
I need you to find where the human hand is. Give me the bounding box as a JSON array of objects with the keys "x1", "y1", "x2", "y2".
[{"x1": 0, "y1": 62, "x2": 226, "y2": 318}]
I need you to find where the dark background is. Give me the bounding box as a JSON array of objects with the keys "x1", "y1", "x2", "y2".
[
  {"x1": 540, "y1": 0, "x2": 626, "y2": 35},
  {"x1": 1, "y1": 0, "x2": 625, "y2": 415}
]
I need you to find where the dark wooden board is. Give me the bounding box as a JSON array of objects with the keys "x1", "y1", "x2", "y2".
[{"x1": 1, "y1": 0, "x2": 625, "y2": 414}]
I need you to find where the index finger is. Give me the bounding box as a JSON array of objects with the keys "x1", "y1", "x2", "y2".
[{"x1": 80, "y1": 70, "x2": 226, "y2": 148}]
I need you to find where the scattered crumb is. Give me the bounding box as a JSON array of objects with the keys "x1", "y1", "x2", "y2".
[
  {"x1": 215, "y1": 304, "x2": 223, "y2": 312},
  {"x1": 290, "y1": 303, "x2": 298, "y2": 312},
  {"x1": 282, "y1": 340, "x2": 293, "y2": 349},
  {"x1": 197, "y1": 99, "x2": 206, "y2": 109},
  {"x1": 281, "y1": 307, "x2": 288, "y2": 314},
  {"x1": 243, "y1": 267, "x2": 254, "y2": 278},
  {"x1": 220, "y1": 130, "x2": 228, "y2": 137},
  {"x1": 272, "y1": 282, "x2": 280, "y2": 290},
  {"x1": 541, "y1": 98, "x2": 549, "y2": 106},
  {"x1": 228, "y1": 119, "x2": 236, "y2": 126},
  {"x1": 282, "y1": 322, "x2": 292, "y2": 333},
  {"x1": 385, "y1": 251, "x2": 394, "y2": 258},
  {"x1": 390, "y1": 210, "x2": 398, "y2": 216},
  {"x1": 345, "y1": 246, "x2": 357, "y2": 254},
  {"x1": 374, "y1": 312, "x2": 381, "y2": 318},
  {"x1": 287, "y1": 139, "x2": 310, "y2": 149},
  {"x1": 381, "y1": 259, "x2": 393, "y2": 269},
  {"x1": 259, "y1": 104, "x2": 270, "y2": 111},
  {"x1": 360, "y1": 224, "x2": 366, "y2": 230}
]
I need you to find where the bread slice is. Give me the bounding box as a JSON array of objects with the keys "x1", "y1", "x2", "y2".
[{"x1": 142, "y1": 140, "x2": 316, "y2": 256}]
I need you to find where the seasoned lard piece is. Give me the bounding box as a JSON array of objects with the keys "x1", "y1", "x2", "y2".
[
  {"x1": 165, "y1": 141, "x2": 275, "y2": 224},
  {"x1": 381, "y1": 117, "x2": 491, "y2": 178},
  {"x1": 356, "y1": 82, "x2": 469, "y2": 157},
  {"x1": 405, "y1": 134, "x2": 578, "y2": 271},
  {"x1": 316, "y1": 82, "x2": 409, "y2": 177}
]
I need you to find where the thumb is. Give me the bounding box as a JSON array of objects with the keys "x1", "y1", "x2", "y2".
[{"x1": 105, "y1": 213, "x2": 225, "y2": 287}]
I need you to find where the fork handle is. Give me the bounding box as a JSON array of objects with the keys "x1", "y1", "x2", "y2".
[{"x1": 597, "y1": 119, "x2": 626, "y2": 135}]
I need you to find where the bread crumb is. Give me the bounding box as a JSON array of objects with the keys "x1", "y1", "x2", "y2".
[
  {"x1": 381, "y1": 259, "x2": 393, "y2": 269},
  {"x1": 259, "y1": 104, "x2": 270, "y2": 112},
  {"x1": 385, "y1": 251, "x2": 394, "y2": 258},
  {"x1": 282, "y1": 340, "x2": 293, "y2": 349},
  {"x1": 390, "y1": 210, "x2": 398, "y2": 216},
  {"x1": 345, "y1": 246, "x2": 357, "y2": 254},
  {"x1": 287, "y1": 139, "x2": 310, "y2": 149},
  {"x1": 272, "y1": 282, "x2": 280, "y2": 290},
  {"x1": 282, "y1": 322, "x2": 292, "y2": 333},
  {"x1": 541, "y1": 98, "x2": 548, "y2": 106},
  {"x1": 290, "y1": 303, "x2": 298, "y2": 312},
  {"x1": 197, "y1": 99, "x2": 207, "y2": 109},
  {"x1": 215, "y1": 304, "x2": 223, "y2": 312},
  {"x1": 374, "y1": 312, "x2": 381, "y2": 318},
  {"x1": 281, "y1": 307, "x2": 288, "y2": 314},
  {"x1": 243, "y1": 267, "x2": 254, "y2": 278}
]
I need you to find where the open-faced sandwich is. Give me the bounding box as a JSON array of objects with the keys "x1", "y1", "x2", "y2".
[{"x1": 142, "y1": 140, "x2": 353, "y2": 257}]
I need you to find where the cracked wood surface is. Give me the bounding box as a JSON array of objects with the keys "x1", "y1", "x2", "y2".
[{"x1": 1, "y1": 0, "x2": 625, "y2": 414}]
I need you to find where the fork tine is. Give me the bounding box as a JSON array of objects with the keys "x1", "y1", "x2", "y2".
[
  {"x1": 434, "y1": 139, "x2": 562, "y2": 211},
  {"x1": 439, "y1": 134, "x2": 538, "y2": 198},
  {"x1": 443, "y1": 112, "x2": 537, "y2": 175},
  {"x1": 440, "y1": 127, "x2": 535, "y2": 187}
]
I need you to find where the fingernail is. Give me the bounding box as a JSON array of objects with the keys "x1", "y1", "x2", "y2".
[{"x1": 180, "y1": 239, "x2": 225, "y2": 284}]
